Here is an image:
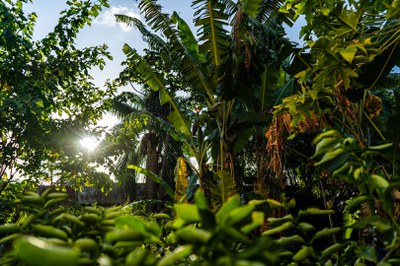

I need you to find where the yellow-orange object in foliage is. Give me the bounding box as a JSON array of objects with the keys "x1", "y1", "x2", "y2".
[{"x1": 175, "y1": 157, "x2": 189, "y2": 203}]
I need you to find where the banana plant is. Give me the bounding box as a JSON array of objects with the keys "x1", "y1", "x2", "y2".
[{"x1": 117, "y1": 0, "x2": 294, "y2": 203}]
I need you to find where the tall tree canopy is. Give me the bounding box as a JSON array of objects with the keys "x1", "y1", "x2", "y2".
[{"x1": 0, "y1": 0, "x2": 115, "y2": 193}]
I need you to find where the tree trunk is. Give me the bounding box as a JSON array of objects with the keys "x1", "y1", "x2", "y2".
[{"x1": 141, "y1": 133, "x2": 159, "y2": 201}]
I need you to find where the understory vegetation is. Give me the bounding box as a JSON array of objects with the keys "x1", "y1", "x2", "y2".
[{"x1": 1, "y1": 0, "x2": 400, "y2": 265}]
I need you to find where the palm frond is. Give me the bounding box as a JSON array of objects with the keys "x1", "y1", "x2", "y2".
[
  {"x1": 138, "y1": 0, "x2": 215, "y2": 106},
  {"x1": 241, "y1": 0, "x2": 263, "y2": 18},
  {"x1": 109, "y1": 100, "x2": 139, "y2": 119},
  {"x1": 109, "y1": 91, "x2": 146, "y2": 119},
  {"x1": 217, "y1": 170, "x2": 237, "y2": 203},
  {"x1": 115, "y1": 14, "x2": 169, "y2": 54},
  {"x1": 122, "y1": 43, "x2": 192, "y2": 139},
  {"x1": 192, "y1": 0, "x2": 230, "y2": 67},
  {"x1": 258, "y1": 0, "x2": 294, "y2": 26},
  {"x1": 122, "y1": 43, "x2": 166, "y2": 91}
]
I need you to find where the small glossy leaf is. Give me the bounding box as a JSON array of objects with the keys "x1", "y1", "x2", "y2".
[
  {"x1": 298, "y1": 208, "x2": 335, "y2": 218},
  {"x1": 311, "y1": 227, "x2": 341, "y2": 242},
  {"x1": 315, "y1": 148, "x2": 346, "y2": 166},
  {"x1": 298, "y1": 222, "x2": 316, "y2": 233},
  {"x1": 176, "y1": 227, "x2": 212, "y2": 244},
  {"x1": 345, "y1": 195, "x2": 372, "y2": 213},
  {"x1": 276, "y1": 235, "x2": 305, "y2": 246},
  {"x1": 370, "y1": 174, "x2": 389, "y2": 190},
  {"x1": 368, "y1": 143, "x2": 393, "y2": 150},
  {"x1": 293, "y1": 245, "x2": 313, "y2": 263},
  {"x1": 268, "y1": 214, "x2": 293, "y2": 226},
  {"x1": 322, "y1": 243, "x2": 344, "y2": 260},
  {"x1": 262, "y1": 221, "x2": 294, "y2": 236},
  {"x1": 241, "y1": 212, "x2": 265, "y2": 234},
  {"x1": 226, "y1": 205, "x2": 255, "y2": 226}
]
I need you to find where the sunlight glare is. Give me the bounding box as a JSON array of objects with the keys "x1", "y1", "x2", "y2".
[{"x1": 80, "y1": 137, "x2": 99, "y2": 152}]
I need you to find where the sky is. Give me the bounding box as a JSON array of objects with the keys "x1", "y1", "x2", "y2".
[
  {"x1": 24, "y1": 0, "x2": 303, "y2": 129},
  {"x1": 25, "y1": 0, "x2": 195, "y2": 87}
]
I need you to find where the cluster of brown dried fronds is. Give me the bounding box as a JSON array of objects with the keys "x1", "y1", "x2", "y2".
[
  {"x1": 334, "y1": 76, "x2": 359, "y2": 123},
  {"x1": 365, "y1": 93, "x2": 383, "y2": 119},
  {"x1": 265, "y1": 111, "x2": 326, "y2": 181}
]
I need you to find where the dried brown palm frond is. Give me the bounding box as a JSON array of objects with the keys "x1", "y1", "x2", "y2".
[
  {"x1": 265, "y1": 111, "x2": 326, "y2": 182},
  {"x1": 364, "y1": 92, "x2": 382, "y2": 119},
  {"x1": 334, "y1": 75, "x2": 359, "y2": 123},
  {"x1": 265, "y1": 113, "x2": 285, "y2": 181}
]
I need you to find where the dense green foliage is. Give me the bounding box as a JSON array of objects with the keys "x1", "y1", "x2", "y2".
[
  {"x1": 1, "y1": 0, "x2": 400, "y2": 265},
  {"x1": 0, "y1": 0, "x2": 114, "y2": 194}
]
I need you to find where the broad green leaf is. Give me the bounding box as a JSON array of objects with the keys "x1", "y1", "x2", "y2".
[
  {"x1": 194, "y1": 189, "x2": 209, "y2": 210},
  {"x1": 171, "y1": 12, "x2": 205, "y2": 63},
  {"x1": 339, "y1": 47, "x2": 358, "y2": 64},
  {"x1": 195, "y1": 190, "x2": 216, "y2": 229},
  {"x1": 174, "y1": 203, "x2": 201, "y2": 223},
  {"x1": 159, "y1": 90, "x2": 191, "y2": 138},
  {"x1": 217, "y1": 170, "x2": 237, "y2": 203},
  {"x1": 126, "y1": 249, "x2": 156, "y2": 266},
  {"x1": 339, "y1": 66, "x2": 358, "y2": 89},
  {"x1": 115, "y1": 215, "x2": 147, "y2": 232},
  {"x1": 242, "y1": 0, "x2": 263, "y2": 17},
  {"x1": 14, "y1": 236, "x2": 79, "y2": 266},
  {"x1": 332, "y1": 160, "x2": 352, "y2": 177},
  {"x1": 193, "y1": 0, "x2": 229, "y2": 66},
  {"x1": 157, "y1": 245, "x2": 193, "y2": 266},
  {"x1": 0, "y1": 223, "x2": 20, "y2": 236},
  {"x1": 35, "y1": 99, "x2": 44, "y2": 108},
  {"x1": 238, "y1": 236, "x2": 281, "y2": 264},
  {"x1": 232, "y1": 127, "x2": 254, "y2": 155},
  {"x1": 216, "y1": 195, "x2": 241, "y2": 224},
  {"x1": 337, "y1": 12, "x2": 360, "y2": 31},
  {"x1": 122, "y1": 44, "x2": 166, "y2": 92}
]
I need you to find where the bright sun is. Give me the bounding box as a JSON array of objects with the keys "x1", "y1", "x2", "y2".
[{"x1": 79, "y1": 137, "x2": 99, "y2": 152}]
